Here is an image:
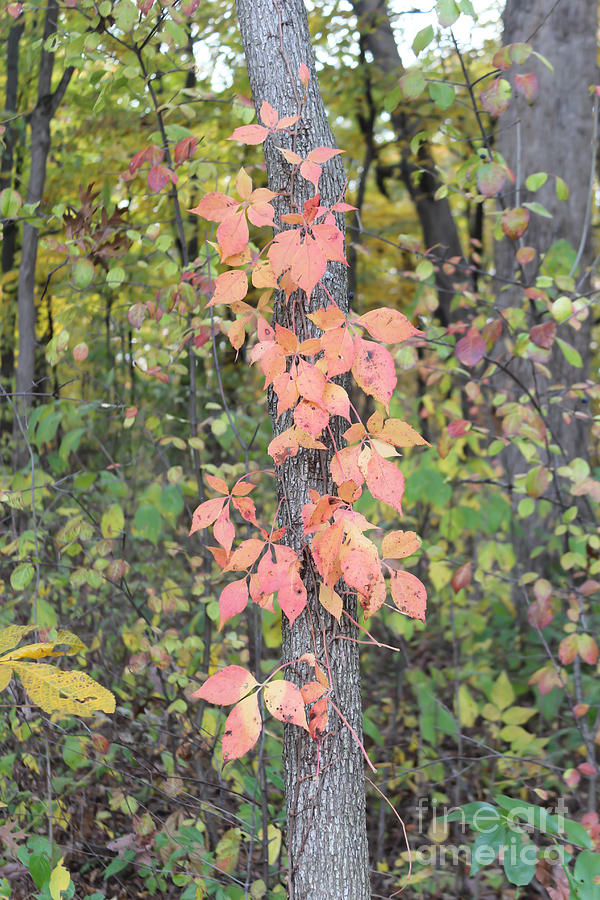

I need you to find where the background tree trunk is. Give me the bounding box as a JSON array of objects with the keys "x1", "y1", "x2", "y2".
[
  {"x1": 235, "y1": 1, "x2": 371, "y2": 897},
  {"x1": 493, "y1": 0, "x2": 598, "y2": 579},
  {"x1": 353, "y1": 0, "x2": 465, "y2": 323},
  {"x1": 14, "y1": 0, "x2": 72, "y2": 467}
]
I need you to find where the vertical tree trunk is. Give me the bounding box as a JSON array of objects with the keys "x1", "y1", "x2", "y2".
[
  {"x1": 493, "y1": 0, "x2": 598, "y2": 573},
  {"x1": 235, "y1": 2, "x2": 371, "y2": 897},
  {"x1": 14, "y1": 0, "x2": 73, "y2": 466},
  {"x1": 353, "y1": 0, "x2": 464, "y2": 323},
  {"x1": 1, "y1": 17, "x2": 25, "y2": 433}
]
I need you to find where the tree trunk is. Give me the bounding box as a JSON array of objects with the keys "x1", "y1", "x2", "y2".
[
  {"x1": 353, "y1": 0, "x2": 465, "y2": 323},
  {"x1": 235, "y1": 2, "x2": 371, "y2": 897},
  {"x1": 1, "y1": 16, "x2": 24, "y2": 436},
  {"x1": 493, "y1": 0, "x2": 598, "y2": 574},
  {"x1": 14, "y1": 0, "x2": 73, "y2": 467}
]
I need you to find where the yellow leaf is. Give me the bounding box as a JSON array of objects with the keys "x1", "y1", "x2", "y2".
[
  {"x1": 0, "y1": 665, "x2": 13, "y2": 691},
  {"x1": 54, "y1": 630, "x2": 87, "y2": 655},
  {"x1": 481, "y1": 702, "x2": 502, "y2": 722},
  {"x1": 457, "y1": 685, "x2": 479, "y2": 728},
  {"x1": 319, "y1": 584, "x2": 342, "y2": 622},
  {"x1": 501, "y1": 706, "x2": 537, "y2": 726},
  {"x1": 49, "y1": 858, "x2": 71, "y2": 900},
  {"x1": 2, "y1": 642, "x2": 70, "y2": 662},
  {"x1": 490, "y1": 671, "x2": 514, "y2": 711},
  {"x1": 0, "y1": 625, "x2": 36, "y2": 655},
  {"x1": 12, "y1": 662, "x2": 116, "y2": 717}
]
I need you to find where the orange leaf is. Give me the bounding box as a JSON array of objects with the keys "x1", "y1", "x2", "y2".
[
  {"x1": 377, "y1": 418, "x2": 429, "y2": 448},
  {"x1": 308, "y1": 306, "x2": 346, "y2": 331},
  {"x1": 381, "y1": 530, "x2": 421, "y2": 559},
  {"x1": 352, "y1": 338, "x2": 397, "y2": 410},
  {"x1": 209, "y1": 269, "x2": 248, "y2": 307},
  {"x1": 224, "y1": 539, "x2": 265, "y2": 572},
  {"x1": 312, "y1": 522, "x2": 344, "y2": 587},
  {"x1": 205, "y1": 474, "x2": 230, "y2": 495},
  {"x1": 189, "y1": 497, "x2": 227, "y2": 535},
  {"x1": 309, "y1": 696, "x2": 328, "y2": 739},
  {"x1": 358, "y1": 308, "x2": 422, "y2": 343},
  {"x1": 301, "y1": 680, "x2": 326, "y2": 703},
  {"x1": 191, "y1": 664, "x2": 257, "y2": 705},
  {"x1": 263, "y1": 680, "x2": 309, "y2": 730},
  {"x1": 260, "y1": 100, "x2": 278, "y2": 129},
  {"x1": 322, "y1": 383, "x2": 350, "y2": 420},
  {"x1": 365, "y1": 449, "x2": 405, "y2": 516},
  {"x1": 214, "y1": 512, "x2": 235, "y2": 554},
  {"x1": 219, "y1": 579, "x2": 250, "y2": 629},
  {"x1": 291, "y1": 233, "x2": 327, "y2": 296},
  {"x1": 189, "y1": 192, "x2": 237, "y2": 222},
  {"x1": 222, "y1": 693, "x2": 262, "y2": 762},
  {"x1": 390, "y1": 571, "x2": 427, "y2": 621},
  {"x1": 268, "y1": 427, "x2": 299, "y2": 465},
  {"x1": 296, "y1": 361, "x2": 326, "y2": 404}
]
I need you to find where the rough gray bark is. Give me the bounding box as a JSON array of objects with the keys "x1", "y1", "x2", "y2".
[
  {"x1": 493, "y1": 0, "x2": 597, "y2": 557},
  {"x1": 353, "y1": 0, "x2": 464, "y2": 323},
  {"x1": 235, "y1": 1, "x2": 370, "y2": 897},
  {"x1": 14, "y1": 0, "x2": 73, "y2": 466}
]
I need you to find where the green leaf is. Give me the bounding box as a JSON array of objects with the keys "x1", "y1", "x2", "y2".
[
  {"x1": 0, "y1": 188, "x2": 22, "y2": 218},
  {"x1": 503, "y1": 832, "x2": 536, "y2": 886},
  {"x1": 428, "y1": 81, "x2": 455, "y2": 110},
  {"x1": 525, "y1": 171, "x2": 547, "y2": 191},
  {"x1": 103, "y1": 849, "x2": 136, "y2": 879},
  {"x1": 523, "y1": 201, "x2": 553, "y2": 219},
  {"x1": 29, "y1": 853, "x2": 51, "y2": 890},
  {"x1": 10, "y1": 563, "x2": 34, "y2": 591},
  {"x1": 437, "y1": 0, "x2": 460, "y2": 27},
  {"x1": 400, "y1": 68, "x2": 426, "y2": 101},
  {"x1": 384, "y1": 85, "x2": 403, "y2": 113},
  {"x1": 446, "y1": 801, "x2": 501, "y2": 829},
  {"x1": 573, "y1": 851, "x2": 600, "y2": 899},
  {"x1": 470, "y1": 824, "x2": 507, "y2": 874},
  {"x1": 72, "y1": 259, "x2": 95, "y2": 289},
  {"x1": 458, "y1": 0, "x2": 476, "y2": 15},
  {"x1": 412, "y1": 25, "x2": 434, "y2": 55},
  {"x1": 134, "y1": 503, "x2": 162, "y2": 545},
  {"x1": 556, "y1": 337, "x2": 583, "y2": 368},
  {"x1": 555, "y1": 176, "x2": 570, "y2": 201}
]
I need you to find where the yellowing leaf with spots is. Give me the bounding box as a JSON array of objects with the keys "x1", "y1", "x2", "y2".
[
  {"x1": 0, "y1": 625, "x2": 36, "y2": 655},
  {"x1": 263, "y1": 680, "x2": 308, "y2": 730},
  {"x1": 12, "y1": 662, "x2": 115, "y2": 716},
  {"x1": 49, "y1": 859, "x2": 71, "y2": 900}
]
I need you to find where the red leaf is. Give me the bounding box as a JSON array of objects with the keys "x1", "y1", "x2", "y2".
[
  {"x1": 341, "y1": 546, "x2": 386, "y2": 618},
  {"x1": 514, "y1": 72, "x2": 539, "y2": 104},
  {"x1": 191, "y1": 665, "x2": 258, "y2": 705},
  {"x1": 578, "y1": 635, "x2": 599, "y2": 665},
  {"x1": 330, "y1": 445, "x2": 364, "y2": 487},
  {"x1": 352, "y1": 338, "x2": 397, "y2": 410},
  {"x1": 390, "y1": 571, "x2": 427, "y2": 621},
  {"x1": 530, "y1": 321, "x2": 556, "y2": 350},
  {"x1": 455, "y1": 327, "x2": 486, "y2": 367},
  {"x1": 301, "y1": 680, "x2": 326, "y2": 703},
  {"x1": 322, "y1": 326, "x2": 355, "y2": 377},
  {"x1": 578, "y1": 762, "x2": 598, "y2": 777},
  {"x1": 147, "y1": 165, "x2": 175, "y2": 193},
  {"x1": 558, "y1": 635, "x2": 578, "y2": 665},
  {"x1": 222, "y1": 693, "x2": 262, "y2": 762},
  {"x1": 309, "y1": 696, "x2": 328, "y2": 739},
  {"x1": 357, "y1": 308, "x2": 422, "y2": 343},
  {"x1": 291, "y1": 233, "x2": 327, "y2": 296},
  {"x1": 214, "y1": 512, "x2": 235, "y2": 554},
  {"x1": 217, "y1": 210, "x2": 249, "y2": 260},
  {"x1": 312, "y1": 522, "x2": 344, "y2": 588},
  {"x1": 451, "y1": 562, "x2": 472, "y2": 593},
  {"x1": 299, "y1": 62, "x2": 310, "y2": 86},
  {"x1": 293, "y1": 399, "x2": 329, "y2": 439},
  {"x1": 276, "y1": 569, "x2": 307, "y2": 625},
  {"x1": 480, "y1": 78, "x2": 511, "y2": 117},
  {"x1": 219, "y1": 579, "x2": 250, "y2": 629},
  {"x1": 263, "y1": 680, "x2": 309, "y2": 729},
  {"x1": 365, "y1": 449, "x2": 405, "y2": 517},
  {"x1": 174, "y1": 136, "x2": 197, "y2": 166},
  {"x1": 259, "y1": 100, "x2": 279, "y2": 129},
  {"x1": 447, "y1": 419, "x2": 471, "y2": 438},
  {"x1": 228, "y1": 124, "x2": 270, "y2": 145},
  {"x1": 205, "y1": 474, "x2": 230, "y2": 495},
  {"x1": 306, "y1": 147, "x2": 344, "y2": 164},
  {"x1": 189, "y1": 497, "x2": 227, "y2": 535}
]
